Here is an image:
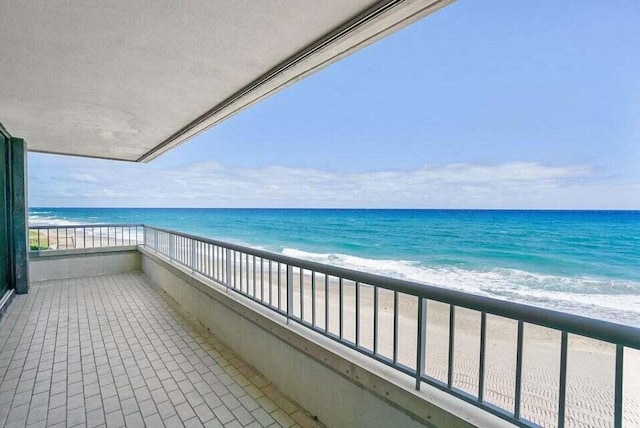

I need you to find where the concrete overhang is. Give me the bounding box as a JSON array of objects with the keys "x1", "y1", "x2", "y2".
[{"x1": 0, "y1": 0, "x2": 453, "y2": 162}]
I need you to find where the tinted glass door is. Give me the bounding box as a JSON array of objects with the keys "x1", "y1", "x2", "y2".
[{"x1": 0, "y1": 133, "x2": 8, "y2": 296}]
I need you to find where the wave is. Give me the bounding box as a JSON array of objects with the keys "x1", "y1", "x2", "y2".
[
  {"x1": 281, "y1": 248, "x2": 640, "y2": 325},
  {"x1": 28, "y1": 215, "x2": 89, "y2": 226}
]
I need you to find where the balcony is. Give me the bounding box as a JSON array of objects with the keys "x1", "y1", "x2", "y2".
[
  {"x1": 6, "y1": 2, "x2": 632, "y2": 426},
  {"x1": 1, "y1": 224, "x2": 638, "y2": 427}
]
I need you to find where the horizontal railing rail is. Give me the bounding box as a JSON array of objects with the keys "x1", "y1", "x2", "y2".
[
  {"x1": 29, "y1": 224, "x2": 144, "y2": 251},
  {"x1": 29, "y1": 223, "x2": 144, "y2": 229},
  {"x1": 143, "y1": 224, "x2": 640, "y2": 428}
]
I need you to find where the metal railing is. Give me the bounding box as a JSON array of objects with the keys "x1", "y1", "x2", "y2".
[
  {"x1": 28, "y1": 224, "x2": 144, "y2": 251},
  {"x1": 143, "y1": 225, "x2": 640, "y2": 428}
]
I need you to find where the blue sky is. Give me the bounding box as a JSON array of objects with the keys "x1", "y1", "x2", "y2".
[{"x1": 30, "y1": 0, "x2": 640, "y2": 208}]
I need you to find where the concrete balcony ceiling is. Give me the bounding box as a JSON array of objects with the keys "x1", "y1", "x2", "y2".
[{"x1": 0, "y1": 0, "x2": 452, "y2": 162}]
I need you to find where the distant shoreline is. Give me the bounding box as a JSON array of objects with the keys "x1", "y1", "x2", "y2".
[{"x1": 29, "y1": 206, "x2": 640, "y2": 212}]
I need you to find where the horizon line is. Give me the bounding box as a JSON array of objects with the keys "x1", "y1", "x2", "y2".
[{"x1": 29, "y1": 206, "x2": 640, "y2": 212}]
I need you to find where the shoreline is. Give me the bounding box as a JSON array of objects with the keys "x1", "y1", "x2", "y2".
[
  {"x1": 28, "y1": 222, "x2": 640, "y2": 326},
  {"x1": 227, "y1": 265, "x2": 640, "y2": 427}
]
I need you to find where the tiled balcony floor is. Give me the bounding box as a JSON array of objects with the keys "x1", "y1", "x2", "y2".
[{"x1": 0, "y1": 273, "x2": 321, "y2": 428}]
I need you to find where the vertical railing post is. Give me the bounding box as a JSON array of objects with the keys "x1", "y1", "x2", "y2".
[
  {"x1": 324, "y1": 275, "x2": 329, "y2": 334},
  {"x1": 268, "y1": 260, "x2": 273, "y2": 307},
  {"x1": 393, "y1": 291, "x2": 399, "y2": 364},
  {"x1": 355, "y1": 282, "x2": 360, "y2": 346},
  {"x1": 300, "y1": 267, "x2": 304, "y2": 321},
  {"x1": 416, "y1": 297, "x2": 427, "y2": 390},
  {"x1": 447, "y1": 305, "x2": 456, "y2": 389},
  {"x1": 169, "y1": 232, "x2": 175, "y2": 261},
  {"x1": 514, "y1": 320, "x2": 524, "y2": 420},
  {"x1": 253, "y1": 255, "x2": 257, "y2": 298},
  {"x1": 373, "y1": 286, "x2": 378, "y2": 355},
  {"x1": 287, "y1": 265, "x2": 293, "y2": 324},
  {"x1": 311, "y1": 272, "x2": 316, "y2": 327},
  {"x1": 239, "y1": 253, "x2": 244, "y2": 292},
  {"x1": 225, "y1": 248, "x2": 231, "y2": 292},
  {"x1": 479, "y1": 312, "x2": 487, "y2": 403},
  {"x1": 558, "y1": 331, "x2": 568, "y2": 428},
  {"x1": 615, "y1": 345, "x2": 624, "y2": 428},
  {"x1": 339, "y1": 278, "x2": 344, "y2": 339},
  {"x1": 191, "y1": 239, "x2": 196, "y2": 271},
  {"x1": 278, "y1": 263, "x2": 282, "y2": 312}
]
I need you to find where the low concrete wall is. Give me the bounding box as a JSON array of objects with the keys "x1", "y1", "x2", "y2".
[
  {"x1": 141, "y1": 247, "x2": 508, "y2": 428},
  {"x1": 29, "y1": 246, "x2": 141, "y2": 282}
]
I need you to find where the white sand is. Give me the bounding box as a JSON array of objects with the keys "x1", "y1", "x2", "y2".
[{"x1": 224, "y1": 260, "x2": 640, "y2": 427}]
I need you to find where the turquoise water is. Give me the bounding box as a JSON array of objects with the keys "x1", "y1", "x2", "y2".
[{"x1": 29, "y1": 208, "x2": 640, "y2": 324}]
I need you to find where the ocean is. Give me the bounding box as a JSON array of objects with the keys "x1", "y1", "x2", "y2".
[{"x1": 29, "y1": 208, "x2": 640, "y2": 325}]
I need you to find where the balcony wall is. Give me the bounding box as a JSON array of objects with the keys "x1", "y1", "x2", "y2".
[{"x1": 29, "y1": 247, "x2": 141, "y2": 282}]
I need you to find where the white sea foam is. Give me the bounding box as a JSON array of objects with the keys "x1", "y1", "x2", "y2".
[
  {"x1": 29, "y1": 215, "x2": 143, "y2": 244},
  {"x1": 28, "y1": 215, "x2": 86, "y2": 226},
  {"x1": 281, "y1": 248, "x2": 640, "y2": 325}
]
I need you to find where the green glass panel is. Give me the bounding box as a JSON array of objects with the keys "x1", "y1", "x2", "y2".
[{"x1": 0, "y1": 134, "x2": 8, "y2": 295}]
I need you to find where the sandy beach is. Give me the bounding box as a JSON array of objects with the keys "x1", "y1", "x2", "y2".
[{"x1": 220, "y1": 258, "x2": 640, "y2": 427}]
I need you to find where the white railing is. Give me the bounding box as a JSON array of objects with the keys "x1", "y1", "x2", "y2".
[{"x1": 28, "y1": 224, "x2": 143, "y2": 251}]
